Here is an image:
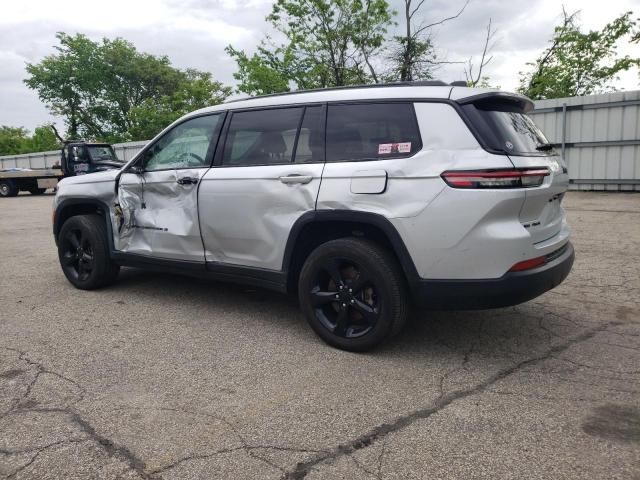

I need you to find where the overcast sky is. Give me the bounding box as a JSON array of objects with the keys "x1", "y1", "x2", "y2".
[{"x1": 1, "y1": 0, "x2": 638, "y2": 132}]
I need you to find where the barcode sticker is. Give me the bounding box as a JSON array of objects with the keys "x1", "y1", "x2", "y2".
[{"x1": 378, "y1": 142, "x2": 411, "y2": 154}]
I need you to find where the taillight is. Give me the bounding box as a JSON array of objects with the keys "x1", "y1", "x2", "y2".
[{"x1": 441, "y1": 168, "x2": 549, "y2": 189}]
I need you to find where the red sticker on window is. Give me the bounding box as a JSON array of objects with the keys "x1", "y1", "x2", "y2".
[{"x1": 378, "y1": 142, "x2": 411, "y2": 154}]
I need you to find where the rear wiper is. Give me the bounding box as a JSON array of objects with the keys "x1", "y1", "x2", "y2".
[{"x1": 535, "y1": 143, "x2": 554, "y2": 151}]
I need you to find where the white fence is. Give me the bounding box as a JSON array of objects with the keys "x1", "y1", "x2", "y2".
[{"x1": 1, "y1": 91, "x2": 639, "y2": 191}]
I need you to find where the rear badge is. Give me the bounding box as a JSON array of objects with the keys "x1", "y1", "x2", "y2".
[
  {"x1": 505, "y1": 141, "x2": 514, "y2": 150},
  {"x1": 378, "y1": 142, "x2": 411, "y2": 154}
]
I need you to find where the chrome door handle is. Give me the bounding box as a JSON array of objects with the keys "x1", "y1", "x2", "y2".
[{"x1": 279, "y1": 174, "x2": 313, "y2": 184}]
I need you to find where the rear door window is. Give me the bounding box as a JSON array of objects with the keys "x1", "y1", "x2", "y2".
[
  {"x1": 326, "y1": 103, "x2": 421, "y2": 162},
  {"x1": 222, "y1": 108, "x2": 303, "y2": 166}
]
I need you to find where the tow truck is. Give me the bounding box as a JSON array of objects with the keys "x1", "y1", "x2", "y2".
[{"x1": 0, "y1": 141, "x2": 122, "y2": 197}]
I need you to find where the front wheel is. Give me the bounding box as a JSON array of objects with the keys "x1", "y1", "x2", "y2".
[
  {"x1": 298, "y1": 238, "x2": 408, "y2": 351},
  {"x1": 29, "y1": 187, "x2": 47, "y2": 195},
  {"x1": 58, "y1": 214, "x2": 119, "y2": 290}
]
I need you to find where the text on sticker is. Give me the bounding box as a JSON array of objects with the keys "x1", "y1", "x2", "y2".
[{"x1": 378, "y1": 142, "x2": 411, "y2": 154}]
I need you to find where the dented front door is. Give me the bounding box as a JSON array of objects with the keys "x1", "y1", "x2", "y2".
[{"x1": 115, "y1": 113, "x2": 225, "y2": 262}]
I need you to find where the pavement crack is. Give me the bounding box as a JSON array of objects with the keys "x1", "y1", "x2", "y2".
[
  {"x1": 69, "y1": 412, "x2": 152, "y2": 479},
  {"x1": 147, "y1": 447, "x2": 246, "y2": 476},
  {"x1": 280, "y1": 320, "x2": 622, "y2": 479},
  {"x1": 0, "y1": 346, "x2": 87, "y2": 414},
  {"x1": 1, "y1": 439, "x2": 90, "y2": 479}
]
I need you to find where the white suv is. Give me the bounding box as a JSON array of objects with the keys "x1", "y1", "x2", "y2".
[{"x1": 53, "y1": 83, "x2": 574, "y2": 351}]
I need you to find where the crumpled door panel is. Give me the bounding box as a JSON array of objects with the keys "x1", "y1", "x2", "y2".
[{"x1": 115, "y1": 169, "x2": 206, "y2": 261}]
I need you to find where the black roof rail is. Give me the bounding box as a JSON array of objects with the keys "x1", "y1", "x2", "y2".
[
  {"x1": 450, "y1": 81, "x2": 468, "y2": 86},
  {"x1": 224, "y1": 80, "x2": 453, "y2": 103}
]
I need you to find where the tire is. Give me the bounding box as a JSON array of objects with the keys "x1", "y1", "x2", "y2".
[
  {"x1": 57, "y1": 214, "x2": 119, "y2": 290},
  {"x1": 298, "y1": 238, "x2": 408, "y2": 352},
  {"x1": 0, "y1": 180, "x2": 18, "y2": 197},
  {"x1": 29, "y1": 188, "x2": 47, "y2": 195}
]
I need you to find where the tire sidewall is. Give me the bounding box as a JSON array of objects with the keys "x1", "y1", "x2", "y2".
[
  {"x1": 298, "y1": 239, "x2": 402, "y2": 351},
  {"x1": 57, "y1": 215, "x2": 116, "y2": 290},
  {"x1": 0, "y1": 180, "x2": 18, "y2": 197}
]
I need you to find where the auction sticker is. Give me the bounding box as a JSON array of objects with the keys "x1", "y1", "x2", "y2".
[{"x1": 378, "y1": 142, "x2": 411, "y2": 154}]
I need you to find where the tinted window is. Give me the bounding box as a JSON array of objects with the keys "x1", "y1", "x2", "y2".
[
  {"x1": 144, "y1": 114, "x2": 223, "y2": 171},
  {"x1": 87, "y1": 146, "x2": 119, "y2": 163},
  {"x1": 294, "y1": 106, "x2": 325, "y2": 163},
  {"x1": 462, "y1": 103, "x2": 554, "y2": 156},
  {"x1": 327, "y1": 103, "x2": 421, "y2": 162},
  {"x1": 223, "y1": 108, "x2": 303, "y2": 166}
]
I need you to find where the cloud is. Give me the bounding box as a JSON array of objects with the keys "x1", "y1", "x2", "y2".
[{"x1": 1, "y1": 0, "x2": 638, "y2": 131}]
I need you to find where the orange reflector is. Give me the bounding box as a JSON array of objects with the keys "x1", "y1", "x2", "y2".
[{"x1": 509, "y1": 256, "x2": 546, "y2": 272}]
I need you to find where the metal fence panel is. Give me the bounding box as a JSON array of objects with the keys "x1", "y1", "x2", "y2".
[{"x1": 531, "y1": 90, "x2": 640, "y2": 191}]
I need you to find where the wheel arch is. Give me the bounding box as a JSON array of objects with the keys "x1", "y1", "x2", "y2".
[
  {"x1": 283, "y1": 210, "x2": 419, "y2": 293},
  {"x1": 54, "y1": 199, "x2": 114, "y2": 249}
]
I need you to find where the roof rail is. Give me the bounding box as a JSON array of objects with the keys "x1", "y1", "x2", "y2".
[{"x1": 224, "y1": 80, "x2": 452, "y2": 103}]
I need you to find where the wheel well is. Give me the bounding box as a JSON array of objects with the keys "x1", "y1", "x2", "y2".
[
  {"x1": 55, "y1": 203, "x2": 106, "y2": 240},
  {"x1": 285, "y1": 220, "x2": 412, "y2": 293}
]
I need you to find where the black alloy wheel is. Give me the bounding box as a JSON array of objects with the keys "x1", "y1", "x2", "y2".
[
  {"x1": 310, "y1": 257, "x2": 380, "y2": 339},
  {"x1": 57, "y1": 214, "x2": 119, "y2": 290},
  {"x1": 60, "y1": 227, "x2": 95, "y2": 283},
  {"x1": 298, "y1": 238, "x2": 408, "y2": 351}
]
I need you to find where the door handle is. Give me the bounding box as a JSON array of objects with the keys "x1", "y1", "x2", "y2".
[
  {"x1": 177, "y1": 176, "x2": 198, "y2": 185},
  {"x1": 279, "y1": 174, "x2": 313, "y2": 184}
]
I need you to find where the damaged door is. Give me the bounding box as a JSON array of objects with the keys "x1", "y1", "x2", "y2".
[
  {"x1": 116, "y1": 113, "x2": 225, "y2": 261},
  {"x1": 199, "y1": 105, "x2": 326, "y2": 270}
]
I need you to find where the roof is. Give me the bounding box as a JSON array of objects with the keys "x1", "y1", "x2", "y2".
[{"x1": 190, "y1": 85, "x2": 501, "y2": 116}]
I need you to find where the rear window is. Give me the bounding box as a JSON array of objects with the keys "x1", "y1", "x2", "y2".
[
  {"x1": 87, "y1": 146, "x2": 119, "y2": 162},
  {"x1": 327, "y1": 103, "x2": 421, "y2": 162},
  {"x1": 462, "y1": 102, "x2": 554, "y2": 156}
]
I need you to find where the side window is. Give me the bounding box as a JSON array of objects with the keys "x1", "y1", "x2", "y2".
[
  {"x1": 222, "y1": 108, "x2": 303, "y2": 166},
  {"x1": 294, "y1": 106, "x2": 326, "y2": 163},
  {"x1": 326, "y1": 103, "x2": 421, "y2": 162},
  {"x1": 144, "y1": 114, "x2": 223, "y2": 171}
]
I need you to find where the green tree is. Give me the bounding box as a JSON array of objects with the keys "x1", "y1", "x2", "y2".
[
  {"x1": 227, "y1": 0, "x2": 394, "y2": 95},
  {"x1": 28, "y1": 126, "x2": 60, "y2": 152},
  {"x1": 0, "y1": 126, "x2": 60, "y2": 156},
  {"x1": 518, "y1": 10, "x2": 640, "y2": 100},
  {"x1": 0, "y1": 127, "x2": 30, "y2": 155},
  {"x1": 25, "y1": 33, "x2": 228, "y2": 142},
  {"x1": 127, "y1": 70, "x2": 232, "y2": 140}
]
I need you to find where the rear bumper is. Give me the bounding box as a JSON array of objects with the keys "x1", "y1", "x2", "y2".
[{"x1": 411, "y1": 242, "x2": 575, "y2": 309}]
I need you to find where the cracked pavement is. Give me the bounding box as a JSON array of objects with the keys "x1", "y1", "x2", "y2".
[{"x1": 1, "y1": 192, "x2": 639, "y2": 479}]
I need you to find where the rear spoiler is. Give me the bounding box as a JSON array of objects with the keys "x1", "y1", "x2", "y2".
[{"x1": 456, "y1": 92, "x2": 535, "y2": 113}]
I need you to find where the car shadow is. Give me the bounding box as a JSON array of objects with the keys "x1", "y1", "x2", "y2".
[{"x1": 111, "y1": 267, "x2": 579, "y2": 362}]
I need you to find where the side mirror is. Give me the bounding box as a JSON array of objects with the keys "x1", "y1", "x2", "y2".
[{"x1": 128, "y1": 164, "x2": 144, "y2": 174}]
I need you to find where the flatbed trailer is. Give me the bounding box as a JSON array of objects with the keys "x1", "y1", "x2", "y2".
[{"x1": 0, "y1": 169, "x2": 65, "y2": 197}]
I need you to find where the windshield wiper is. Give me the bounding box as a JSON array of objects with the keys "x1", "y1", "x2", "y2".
[{"x1": 535, "y1": 143, "x2": 554, "y2": 151}]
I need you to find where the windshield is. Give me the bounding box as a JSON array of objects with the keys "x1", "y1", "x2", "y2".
[
  {"x1": 87, "y1": 146, "x2": 120, "y2": 163},
  {"x1": 462, "y1": 103, "x2": 555, "y2": 156}
]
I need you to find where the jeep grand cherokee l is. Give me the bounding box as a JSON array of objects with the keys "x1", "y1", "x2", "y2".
[{"x1": 53, "y1": 83, "x2": 574, "y2": 351}]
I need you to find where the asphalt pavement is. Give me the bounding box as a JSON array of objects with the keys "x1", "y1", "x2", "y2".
[{"x1": 1, "y1": 191, "x2": 638, "y2": 479}]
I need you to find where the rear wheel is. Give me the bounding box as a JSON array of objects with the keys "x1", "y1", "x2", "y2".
[
  {"x1": 58, "y1": 214, "x2": 119, "y2": 290},
  {"x1": 29, "y1": 187, "x2": 47, "y2": 195},
  {"x1": 298, "y1": 238, "x2": 408, "y2": 351},
  {"x1": 0, "y1": 180, "x2": 18, "y2": 197}
]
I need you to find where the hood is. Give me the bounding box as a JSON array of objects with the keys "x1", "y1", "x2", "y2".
[
  {"x1": 94, "y1": 159, "x2": 125, "y2": 170},
  {"x1": 58, "y1": 168, "x2": 120, "y2": 186}
]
